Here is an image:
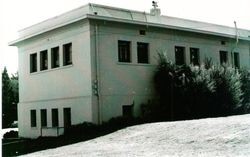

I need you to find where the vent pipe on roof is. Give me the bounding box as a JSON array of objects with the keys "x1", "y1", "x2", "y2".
[{"x1": 150, "y1": 1, "x2": 161, "y2": 16}]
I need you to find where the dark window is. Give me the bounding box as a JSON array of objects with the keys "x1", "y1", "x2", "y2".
[
  {"x1": 30, "y1": 53, "x2": 37, "y2": 73},
  {"x1": 118, "y1": 40, "x2": 131, "y2": 63},
  {"x1": 137, "y1": 42, "x2": 149, "y2": 63},
  {"x1": 175, "y1": 46, "x2": 185, "y2": 65},
  {"x1": 190, "y1": 48, "x2": 200, "y2": 66},
  {"x1": 52, "y1": 109, "x2": 59, "y2": 127},
  {"x1": 221, "y1": 41, "x2": 226, "y2": 45},
  {"x1": 139, "y1": 30, "x2": 146, "y2": 35},
  {"x1": 122, "y1": 105, "x2": 133, "y2": 117},
  {"x1": 30, "y1": 110, "x2": 36, "y2": 127},
  {"x1": 51, "y1": 47, "x2": 60, "y2": 68},
  {"x1": 40, "y1": 50, "x2": 48, "y2": 71},
  {"x1": 63, "y1": 43, "x2": 72, "y2": 66},
  {"x1": 234, "y1": 52, "x2": 240, "y2": 68},
  {"x1": 41, "y1": 109, "x2": 47, "y2": 127},
  {"x1": 220, "y1": 51, "x2": 228, "y2": 64},
  {"x1": 63, "y1": 108, "x2": 71, "y2": 127}
]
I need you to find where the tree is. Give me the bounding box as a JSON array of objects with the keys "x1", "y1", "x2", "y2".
[{"x1": 2, "y1": 67, "x2": 18, "y2": 128}]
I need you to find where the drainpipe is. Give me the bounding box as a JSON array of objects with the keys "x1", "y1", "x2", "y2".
[
  {"x1": 94, "y1": 24, "x2": 102, "y2": 124},
  {"x1": 231, "y1": 21, "x2": 239, "y2": 67}
]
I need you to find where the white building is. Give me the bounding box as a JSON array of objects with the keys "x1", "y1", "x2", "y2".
[{"x1": 9, "y1": 3, "x2": 250, "y2": 138}]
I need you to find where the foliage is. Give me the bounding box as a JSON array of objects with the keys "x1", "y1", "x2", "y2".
[
  {"x1": 238, "y1": 68, "x2": 250, "y2": 112},
  {"x1": 3, "y1": 130, "x2": 18, "y2": 138},
  {"x1": 2, "y1": 67, "x2": 19, "y2": 128},
  {"x1": 146, "y1": 53, "x2": 245, "y2": 121}
]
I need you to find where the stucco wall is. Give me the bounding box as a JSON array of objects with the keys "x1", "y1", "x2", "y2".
[
  {"x1": 90, "y1": 20, "x2": 250, "y2": 122},
  {"x1": 17, "y1": 20, "x2": 94, "y2": 138}
]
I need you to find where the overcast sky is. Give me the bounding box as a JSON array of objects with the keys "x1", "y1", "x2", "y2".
[{"x1": 1, "y1": 0, "x2": 250, "y2": 74}]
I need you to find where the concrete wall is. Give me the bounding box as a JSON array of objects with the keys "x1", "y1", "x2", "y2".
[
  {"x1": 17, "y1": 20, "x2": 94, "y2": 138},
  {"x1": 90, "y1": 20, "x2": 250, "y2": 122}
]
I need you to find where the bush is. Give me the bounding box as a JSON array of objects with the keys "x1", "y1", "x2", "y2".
[
  {"x1": 3, "y1": 130, "x2": 18, "y2": 138},
  {"x1": 148, "y1": 53, "x2": 245, "y2": 121}
]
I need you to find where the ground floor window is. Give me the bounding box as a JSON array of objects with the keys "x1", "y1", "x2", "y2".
[
  {"x1": 41, "y1": 109, "x2": 47, "y2": 127},
  {"x1": 30, "y1": 110, "x2": 37, "y2": 127},
  {"x1": 52, "y1": 109, "x2": 59, "y2": 127},
  {"x1": 190, "y1": 48, "x2": 200, "y2": 66},
  {"x1": 63, "y1": 108, "x2": 71, "y2": 127}
]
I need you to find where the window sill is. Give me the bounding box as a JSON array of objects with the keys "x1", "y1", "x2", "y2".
[
  {"x1": 30, "y1": 64, "x2": 73, "y2": 75},
  {"x1": 116, "y1": 62, "x2": 155, "y2": 66}
]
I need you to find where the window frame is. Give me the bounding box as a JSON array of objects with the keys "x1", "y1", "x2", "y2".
[
  {"x1": 234, "y1": 52, "x2": 240, "y2": 69},
  {"x1": 175, "y1": 46, "x2": 186, "y2": 65},
  {"x1": 63, "y1": 43, "x2": 72, "y2": 66},
  {"x1": 118, "y1": 40, "x2": 131, "y2": 63},
  {"x1": 219, "y1": 51, "x2": 228, "y2": 65},
  {"x1": 30, "y1": 110, "x2": 37, "y2": 127},
  {"x1": 52, "y1": 108, "x2": 59, "y2": 127},
  {"x1": 51, "y1": 47, "x2": 60, "y2": 69},
  {"x1": 40, "y1": 50, "x2": 48, "y2": 71},
  {"x1": 137, "y1": 42, "x2": 149, "y2": 64},
  {"x1": 190, "y1": 47, "x2": 200, "y2": 66},
  {"x1": 30, "y1": 53, "x2": 37, "y2": 73},
  {"x1": 40, "y1": 109, "x2": 47, "y2": 127}
]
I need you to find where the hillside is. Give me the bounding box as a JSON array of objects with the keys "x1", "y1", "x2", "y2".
[{"x1": 21, "y1": 114, "x2": 250, "y2": 157}]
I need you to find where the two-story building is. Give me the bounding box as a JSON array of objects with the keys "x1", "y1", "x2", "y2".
[{"x1": 9, "y1": 3, "x2": 250, "y2": 138}]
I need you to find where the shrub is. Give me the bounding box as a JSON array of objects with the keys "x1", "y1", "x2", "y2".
[
  {"x1": 150, "y1": 53, "x2": 244, "y2": 121},
  {"x1": 3, "y1": 130, "x2": 18, "y2": 138}
]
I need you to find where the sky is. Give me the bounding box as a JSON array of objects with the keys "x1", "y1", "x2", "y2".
[{"x1": 0, "y1": 0, "x2": 250, "y2": 74}]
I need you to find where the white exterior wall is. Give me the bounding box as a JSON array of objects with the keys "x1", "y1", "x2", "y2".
[
  {"x1": 90, "y1": 21, "x2": 250, "y2": 122},
  {"x1": 17, "y1": 20, "x2": 94, "y2": 138}
]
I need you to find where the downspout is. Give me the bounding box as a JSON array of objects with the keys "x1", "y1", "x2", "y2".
[
  {"x1": 94, "y1": 24, "x2": 102, "y2": 124},
  {"x1": 231, "y1": 21, "x2": 239, "y2": 67}
]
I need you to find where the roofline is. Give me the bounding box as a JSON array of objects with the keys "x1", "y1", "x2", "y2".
[{"x1": 9, "y1": 13, "x2": 250, "y2": 46}]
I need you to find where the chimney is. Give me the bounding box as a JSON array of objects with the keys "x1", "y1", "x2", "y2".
[{"x1": 150, "y1": 1, "x2": 161, "y2": 16}]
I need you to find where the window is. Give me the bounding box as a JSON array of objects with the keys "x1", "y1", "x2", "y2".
[
  {"x1": 137, "y1": 42, "x2": 149, "y2": 63},
  {"x1": 41, "y1": 109, "x2": 47, "y2": 127},
  {"x1": 190, "y1": 48, "x2": 200, "y2": 66},
  {"x1": 30, "y1": 53, "x2": 37, "y2": 73},
  {"x1": 175, "y1": 46, "x2": 185, "y2": 65},
  {"x1": 122, "y1": 105, "x2": 133, "y2": 117},
  {"x1": 63, "y1": 43, "x2": 72, "y2": 66},
  {"x1": 220, "y1": 51, "x2": 228, "y2": 64},
  {"x1": 234, "y1": 52, "x2": 240, "y2": 68},
  {"x1": 139, "y1": 30, "x2": 146, "y2": 35},
  {"x1": 63, "y1": 108, "x2": 71, "y2": 127},
  {"x1": 40, "y1": 50, "x2": 48, "y2": 71},
  {"x1": 51, "y1": 47, "x2": 60, "y2": 68},
  {"x1": 52, "y1": 109, "x2": 59, "y2": 127},
  {"x1": 30, "y1": 110, "x2": 36, "y2": 127},
  {"x1": 118, "y1": 40, "x2": 131, "y2": 63}
]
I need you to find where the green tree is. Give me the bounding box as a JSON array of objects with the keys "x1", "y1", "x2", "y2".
[{"x1": 2, "y1": 67, "x2": 18, "y2": 128}]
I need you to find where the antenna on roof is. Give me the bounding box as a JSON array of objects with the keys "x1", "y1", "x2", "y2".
[
  {"x1": 151, "y1": 1, "x2": 161, "y2": 16},
  {"x1": 152, "y1": 1, "x2": 158, "y2": 9}
]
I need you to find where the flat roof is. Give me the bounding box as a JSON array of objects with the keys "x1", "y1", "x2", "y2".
[{"x1": 9, "y1": 3, "x2": 250, "y2": 46}]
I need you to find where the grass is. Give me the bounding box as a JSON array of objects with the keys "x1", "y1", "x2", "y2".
[{"x1": 2, "y1": 116, "x2": 143, "y2": 156}]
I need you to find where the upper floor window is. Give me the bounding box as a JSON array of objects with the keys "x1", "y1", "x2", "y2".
[
  {"x1": 63, "y1": 43, "x2": 72, "y2": 66},
  {"x1": 220, "y1": 51, "x2": 228, "y2": 65},
  {"x1": 30, "y1": 53, "x2": 37, "y2": 73},
  {"x1": 118, "y1": 40, "x2": 131, "y2": 63},
  {"x1": 40, "y1": 50, "x2": 48, "y2": 71},
  {"x1": 234, "y1": 52, "x2": 240, "y2": 69},
  {"x1": 175, "y1": 46, "x2": 185, "y2": 65},
  {"x1": 51, "y1": 47, "x2": 60, "y2": 68},
  {"x1": 137, "y1": 42, "x2": 149, "y2": 64},
  {"x1": 190, "y1": 48, "x2": 200, "y2": 66}
]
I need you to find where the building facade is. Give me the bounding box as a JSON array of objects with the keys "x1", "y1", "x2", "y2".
[{"x1": 10, "y1": 3, "x2": 250, "y2": 138}]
